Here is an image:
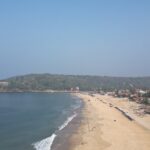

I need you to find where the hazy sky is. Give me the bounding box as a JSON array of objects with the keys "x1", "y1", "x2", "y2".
[{"x1": 0, "y1": 0, "x2": 150, "y2": 79}]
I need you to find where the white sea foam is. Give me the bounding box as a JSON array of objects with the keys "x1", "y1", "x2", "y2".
[
  {"x1": 32, "y1": 134, "x2": 56, "y2": 150},
  {"x1": 58, "y1": 113, "x2": 77, "y2": 131},
  {"x1": 32, "y1": 113, "x2": 77, "y2": 150}
]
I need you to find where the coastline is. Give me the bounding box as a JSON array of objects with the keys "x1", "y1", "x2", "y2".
[
  {"x1": 51, "y1": 106, "x2": 84, "y2": 150},
  {"x1": 49, "y1": 94, "x2": 84, "y2": 150},
  {"x1": 67, "y1": 92, "x2": 150, "y2": 150},
  {"x1": 1, "y1": 92, "x2": 149, "y2": 150}
]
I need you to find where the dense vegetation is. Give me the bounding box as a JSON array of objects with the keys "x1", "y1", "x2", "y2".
[{"x1": 1, "y1": 74, "x2": 150, "y2": 91}]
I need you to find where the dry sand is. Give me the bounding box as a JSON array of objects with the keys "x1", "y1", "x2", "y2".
[{"x1": 69, "y1": 93, "x2": 150, "y2": 150}]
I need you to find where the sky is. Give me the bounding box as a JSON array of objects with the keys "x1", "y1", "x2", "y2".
[{"x1": 0, "y1": 0, "x2": 150, "y2": 79}]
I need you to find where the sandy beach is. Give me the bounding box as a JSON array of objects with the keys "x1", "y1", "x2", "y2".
[{"x1": 69, "y1": 93, "x2": 150, "y2": 150}]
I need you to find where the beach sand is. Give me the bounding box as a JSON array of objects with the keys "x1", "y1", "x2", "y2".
[{"x1": 68, "y1": 93, "x2": 150, "y2": 150}]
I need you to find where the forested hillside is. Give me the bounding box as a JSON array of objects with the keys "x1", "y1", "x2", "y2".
[{"x1": 1, "y1": 74, "x2": 150, "y2": 91}]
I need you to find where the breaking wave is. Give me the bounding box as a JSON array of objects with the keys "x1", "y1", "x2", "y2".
[
  {"x1": 32, "y1": 113, "x2": 77, "y2": 150},
  {"x1": 58, "y1": 113, "x2": 77, "y2": 131}
]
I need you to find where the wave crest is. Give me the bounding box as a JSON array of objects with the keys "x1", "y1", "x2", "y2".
[
  {"x1": 32, "y1": 134, "x2": 56, "y2": 150},
  {"x1": 58, "y1": 113, "x2": 77, "y2": 131}
]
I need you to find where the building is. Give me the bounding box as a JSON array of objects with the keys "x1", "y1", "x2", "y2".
[{"x1": 0, "y1": 81, "x2": 9, "y2": 87}]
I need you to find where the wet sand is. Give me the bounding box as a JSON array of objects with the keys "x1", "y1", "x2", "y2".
[
  {"x1": 68, "y1": 93, "x2": 150, "y2": 150},
  {"x1": 51, "y1": 99, "x2": 84, "y2": 150}
]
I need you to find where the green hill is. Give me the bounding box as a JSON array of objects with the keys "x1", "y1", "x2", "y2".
[{"x1": 1, "y1": 74, "x2": 150, "y2": 91}]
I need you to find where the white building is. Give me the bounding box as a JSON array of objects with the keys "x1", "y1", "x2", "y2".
[{"x1": 0, "y1": 81, "x2": 9, "y2": 87}]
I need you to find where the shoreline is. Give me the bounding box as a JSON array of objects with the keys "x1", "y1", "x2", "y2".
[
  {"x1": 67, "y1": 92, "x2": 150, "y2": 150},
  {"x1": 51, "y1": 107, "x2": 84, "y2": 150},
  {"x1": 50, "y1": 95, "x2": 84, "y2": 150}
]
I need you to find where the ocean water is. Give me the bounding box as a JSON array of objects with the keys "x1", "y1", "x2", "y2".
[{"x1": 0, "y1": 92, "x2": 82, "y2": 150}]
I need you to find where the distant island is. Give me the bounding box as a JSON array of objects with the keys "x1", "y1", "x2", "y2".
[{"x1": 0, "y1": 73, "x2": 150, "y2": 92}]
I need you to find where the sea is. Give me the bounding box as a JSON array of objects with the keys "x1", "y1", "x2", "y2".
[{"x1": 0, "y1": 92, "x2": 82, "y2": 150}]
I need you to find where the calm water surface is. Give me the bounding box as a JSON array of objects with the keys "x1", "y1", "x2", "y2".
[{"x1": 0, "y1": 92, "x2": 80, "y2": 150}]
